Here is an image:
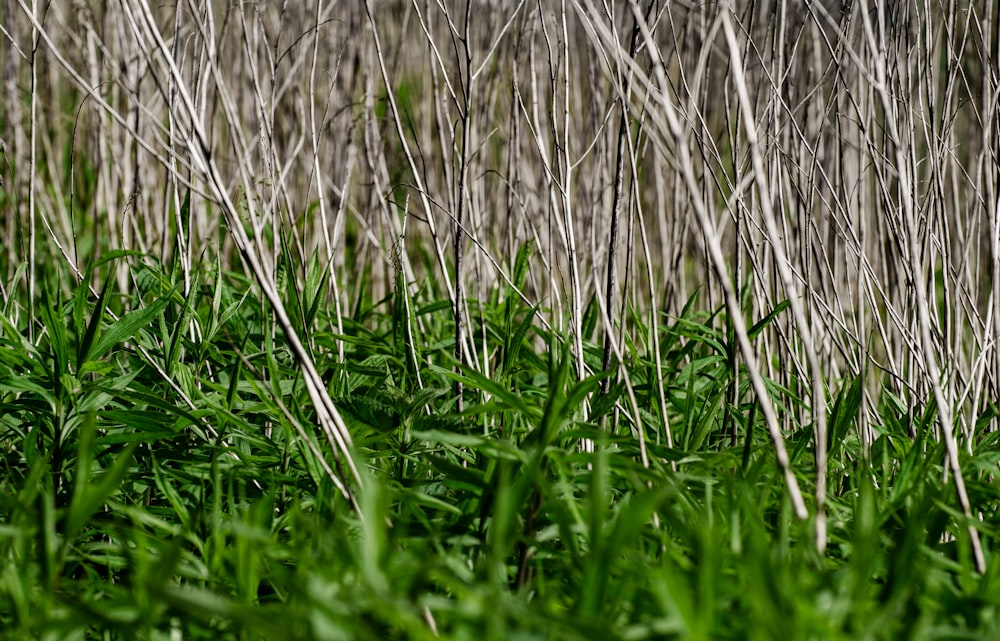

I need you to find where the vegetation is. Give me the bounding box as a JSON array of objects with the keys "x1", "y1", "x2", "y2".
[{"x1": 1, "y1": 1, "x2": 999, "y2": 639}]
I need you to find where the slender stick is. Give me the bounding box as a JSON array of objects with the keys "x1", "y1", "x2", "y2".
[{"x1": 859, "y1": 3, "x2": 985, "y2": 574}]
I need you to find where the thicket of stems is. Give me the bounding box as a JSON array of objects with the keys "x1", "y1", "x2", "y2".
[{"x1": 2, "y1": 0, "x2": 997, "y2": 569}]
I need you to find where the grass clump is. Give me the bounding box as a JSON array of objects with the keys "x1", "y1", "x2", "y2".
[{"x1": 0, "y1": 254, "x2": 998, "y2": 640}]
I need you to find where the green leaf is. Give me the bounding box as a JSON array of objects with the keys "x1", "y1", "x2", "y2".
[
  {"x1": 503, "y1": 304, "x2": 538, "y2": 375},
  {"x1": 91, "y1": 292, "x2": 174, "y2": 361},
  {"x1": 39, "y1": 288, "x2": 69, "y2": 399},
  {"x1": 513, "y1": 240, "x2": 533, "y2": 289},
  {"x1": 166, "y1": 272, "x2": 199, "y2": 377},
  {"x1": 748, "y1": 300, "x2": 790, "y2": 339},
  {"x1": 829, "y1": 372, "x2": 864, "y2": 459},
  {"x1": 65, "y1": 420, "x2": 137, "y2": 539},
  {"x1": 152, "y1": 458, "x2": 191, "y2": 529},
  {"x1": 433, "y1": 364, "x2": 538, "y2": 419},
  {"x1": 76, "y1": 273, "x2": 113, "y2": 371}
]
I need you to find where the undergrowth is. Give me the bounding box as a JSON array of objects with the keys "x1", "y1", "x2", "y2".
[{"x1": 1, "y1": 252, "x2": 998, "y2": 641}]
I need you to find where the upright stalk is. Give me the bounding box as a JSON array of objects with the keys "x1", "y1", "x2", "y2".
[
  {"x1": 600, "y1": 5, "x2": 644, "y2": 398},
  {"x1": 454, "y1": 0, "x2": 473, "y2": 413}
]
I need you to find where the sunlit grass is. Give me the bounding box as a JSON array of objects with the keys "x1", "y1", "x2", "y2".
[{"x1": 0, "y1": 250, "x2": 998, "y2": 640}]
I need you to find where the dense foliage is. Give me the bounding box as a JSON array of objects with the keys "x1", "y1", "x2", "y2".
[{"x1": 1, "y1": 252, "x2": 999, "y2": 640}]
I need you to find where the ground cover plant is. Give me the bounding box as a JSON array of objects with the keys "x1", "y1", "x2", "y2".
[{"x1": 1, "y1": 1, "x2": 1000, "y2": 639}]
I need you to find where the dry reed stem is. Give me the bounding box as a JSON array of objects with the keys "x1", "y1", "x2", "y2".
[{"x1": 4, "y1": 0, "x2": 998, "y2": 555}]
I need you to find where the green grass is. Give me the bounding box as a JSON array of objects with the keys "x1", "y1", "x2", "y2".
[{"x1": 1, "y1": 251, "x2": 998, "y2": 641}]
